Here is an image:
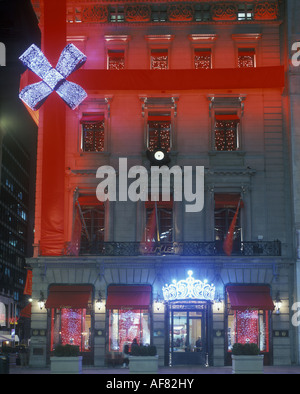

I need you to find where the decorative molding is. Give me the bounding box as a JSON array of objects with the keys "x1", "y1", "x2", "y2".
[
  {"x1": 211, "y1": 3, "x2": 238, "y2": 21},
  {"x1": 253, "y1": 1, "x2": 279, "y2": 21},
  {"x1": 124, "y1": 4, "x2": 151, "y2": 22},
  {"x1": 167, "y1": 4, "x2": 194, "y2": 22}
]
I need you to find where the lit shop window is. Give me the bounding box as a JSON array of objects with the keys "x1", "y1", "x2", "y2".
[
  {"x1": 147, "y1": 114, "x2": 171, "y2": 152},
  {"x1": 226, "y1": 286, "x2": 274, "y2": 353},
  {"x1": 107, "y1": 50, "x2": 125, "y2": 70},
  {"x1": 228, "y1": 310, "x2": 269, "y2": 352},
  {"x1": 81, "y1": 113, "x2": 105, "y2": 152},
  {"x1": 150, "y1": 49, "x2": 168, "y2": 70},
  {"x1": 145, "y1": 201, "x2": 173, "y2": 243},
  {"x1": 194, "y1": 48, "x2": 212, "y2": 69},
  {"x1": 108, "y1": 309, "x2": 151, "y2": 352},
  {"x1": 214, "y1": 115, "x2": 240, "y2": 151},
  {"x1": 48, "y1": 286, "x2": 93, "y2": 353},
  {"x1": 238, "y1": 48, "x2": 256, "y2": 68}
]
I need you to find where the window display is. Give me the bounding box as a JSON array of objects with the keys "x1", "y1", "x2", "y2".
[
  {"x1": 108, "y1": 309, "x2": 150, "y2": 353},
  {"x1": 50, "y1": 307, "x2": 91, "y2": 352},
  {"x1": 227, "y1": 309, "x2": 269, "y2": 352}
]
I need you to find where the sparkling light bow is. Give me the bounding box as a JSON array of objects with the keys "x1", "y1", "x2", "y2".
[{"x1": 19, "y1": 43, "x2": 87, "y2": 110}]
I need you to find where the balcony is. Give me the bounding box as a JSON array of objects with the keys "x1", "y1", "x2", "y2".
[{"x1": 65, "y1": 240, "x2": 281, "y2": 257}]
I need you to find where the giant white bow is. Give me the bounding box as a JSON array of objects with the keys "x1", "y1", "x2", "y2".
[{"x1": 19, "y1": 43, "x2": 87, "y2": 110}]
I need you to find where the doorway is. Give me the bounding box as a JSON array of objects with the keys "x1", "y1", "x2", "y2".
[{"x1": 168, "y1": 302, "x2": 211, "y2": 366}]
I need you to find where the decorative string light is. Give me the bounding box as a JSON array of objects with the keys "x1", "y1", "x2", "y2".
[
  {"x1": 19, "y1": 43, "x2": 87, "y2": 110},
  {"x1": 163, "y1": 270, "x2": 215, "y2": 301}
]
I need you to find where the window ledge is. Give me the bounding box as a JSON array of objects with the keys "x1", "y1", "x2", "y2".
[{"x1": 208, "y1": 150, "x2": 246, "y2": 156}]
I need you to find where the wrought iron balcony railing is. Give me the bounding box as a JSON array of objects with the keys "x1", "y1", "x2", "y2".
[{"x1": 65, "y1": 240, "x2": 281, "y2": 257}]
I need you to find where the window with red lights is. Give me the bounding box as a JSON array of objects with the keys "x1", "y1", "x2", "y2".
[
  {"x1": 81, "y1": 113, "x2": 105, "y2": 152},
  {"x1": 107, "y1": 50, "x2": 125, "y2": 70},
  {"x1": 48, "y1": 286, "x2": 93, "y2": 353},
  {"x1": 214, "y1": 115, "x2": 240, "y2": 151},
  {"x1": 150, "y1": 49, "x2": 168, "y2": 70},
  {"x1": 227, "y1": 308, "x2": 269, "y2": 353},
  {"x1": 147, "y1": 113, "x2": 171, "y2": 152},
  {"x1": 238, "y1": 48, "x2": 256, "y2": 68},
  {"x1": 108, "y1": 309, "x2": 151, "y2": 353},
  {"x1": 50, "y1": 308, "x2": 92, "y2": 352},
  {"x1": 194, "y1": 48, "x2": 212, "y2": 69}
]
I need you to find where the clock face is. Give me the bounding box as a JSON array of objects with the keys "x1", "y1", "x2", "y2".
[{"x1": 154, "y1": 150, "x2": 164, "y2": 161}]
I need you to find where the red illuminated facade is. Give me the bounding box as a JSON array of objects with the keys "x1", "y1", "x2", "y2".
[{"x1": 25, "y1": 0, "x2": 299, "y2": 369}]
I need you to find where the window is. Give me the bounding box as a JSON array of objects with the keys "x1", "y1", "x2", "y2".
[
  {"x1": 226, "y1": 286, "x2": 272, "y2": 355},
  {"x1": 81, "y1": 113, "x2": 105, "y2": 152},
  {"x1": 147, "y1": 113, "x2": 171, "y2": 152},
  {"x1": 214, "y1": 193, "x2": 242, "y2": 254},
  {"x1": 145, "y1": 201, "x2": 173, "y2": 243},
  {"x1": 110, "y1": 6, "x2": 125, "y2": 22},
  {"x1": 238, "y1": 48, "x2": 256, "y2": 68},
  {"x1": 150, "y1": 49, "x2": 168, "y2": 70},
  {"x1": 108, "y1": 309, "x2": 151, "y2": 352},
  {"x1": 214, "y1": 115, "x2": 240, "y2": 151},
  {"x1": 107, "y1": 50, "x2": 125, "y2": 70},
  {"x1": 237, "y1": 4, "x2": 254, "y2": 21},
  {"x1": 194, "y1": 48, "x2": 212, "y2": 69},
  {"x1": 49, "y1": 287, "x2": 92, "y2": 353},
  {"x1": 80, "y1": 204, "x2": 105, "y2": 253}
]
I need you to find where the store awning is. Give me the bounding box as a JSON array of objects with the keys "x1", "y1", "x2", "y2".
[
  {"x1": 227, "y1": 286, "x2": 274, "y2": 310},
  {"x1": 45, "y1": 285, "x2": 92, "y2": 309},
  {"x1": 106, "y1": 285, "x2": 151, "y2": 309}
]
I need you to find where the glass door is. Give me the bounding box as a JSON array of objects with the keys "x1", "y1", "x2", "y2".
[{"x1": 170, "y1": 310, "x2": 205, "y2": 365}]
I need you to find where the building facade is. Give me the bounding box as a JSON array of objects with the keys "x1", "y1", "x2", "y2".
[
  {"x1": 0, "y1": 0, "x2": 40, "y2": 340},
  {"x1": 26, "y1": 0, "x2": 299, "y2": 368}
]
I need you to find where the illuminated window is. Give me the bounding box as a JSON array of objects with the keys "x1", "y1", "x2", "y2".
[
  {"x1": 147, "y1": 113, "x2": 171, "y2": 152},
  {"x1": 145, "y1": 202, "x2": 173, "y2": 243},
  {"x1": 81, "y1": 113, "x2": 105, "y2": 152},
  {"x1": 151, "y1": 49, "x2": 168, "y2": 70},
  {"x1": 108, "y1": 309, "x2": 151, "y2": 352},
  {"x1": 107, "y1": 50, "x2": 125, "y2": 70},
  {"x1": 214, "y1": 115, "x2": 240, "y2": 151},
  {"x1": 110, "y1": 6, "x2": 125, "y2": 22},
  {"x1": 237, "y1": 4, "x2": 254, "y2": 20},
  {"x1": 49, "y1": 286, "x2": 92, "y2": 353},
  {"x1": 238, "y1": 48, "x2": 256, "y2": 68},
  {"x1": 194, "y1": 48, "x2": 211, "y2": 69}
]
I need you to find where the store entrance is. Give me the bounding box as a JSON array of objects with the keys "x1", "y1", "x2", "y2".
[{"x1": 168, "y1": 302, "x2": 211, "y2": 366}]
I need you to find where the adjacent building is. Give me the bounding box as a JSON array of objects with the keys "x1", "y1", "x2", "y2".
[
  {"x1": 0, "y1": 0, "x2": 40, "y2": 341},
  {"x1": 26, "y1": 0, "x2": 299, "y2": 368}
]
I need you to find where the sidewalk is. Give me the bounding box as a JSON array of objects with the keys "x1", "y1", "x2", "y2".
[{"x1": 7, "y1": 365, "x2": 300, "y2": 374}]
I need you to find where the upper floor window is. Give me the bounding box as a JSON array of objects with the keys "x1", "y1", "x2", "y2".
[
  {"x1": 147, "y1": 113, "x2": 171, "y2": 152},
  {"x1": 238, "y1": 48, "x2": 256, "y2": 68},
  {"x1": 151, "y1": 49, "x2": 168, "y2": 70},
  {"x1": 81, "y1": 113, "x2": 105, "y2": 152},
  {"x1": 214, "y1": 193, "x2": 242, "y2": 254},
  {"x1": 107, "y1": 50, "x2": 125, "y2": 70},
  {"x1": 145, "y1": 201, "x2": 173, "y2": 243},
  {"x1": 194, "y1": 48, "x2": 212, "y2": 69},
  {"x1": 214, "y1": 114, "x2": 240, "y2": 151}
]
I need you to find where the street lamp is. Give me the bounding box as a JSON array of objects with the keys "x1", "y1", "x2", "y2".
[{"x1": 38, "y1": 291, "x2": 45, "y2": 310}]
